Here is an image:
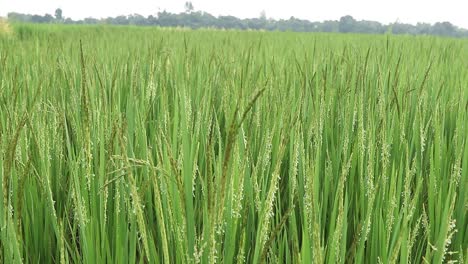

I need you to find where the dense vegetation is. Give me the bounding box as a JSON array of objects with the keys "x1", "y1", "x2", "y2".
[
  {"x1": 0, "y1": 24, "x2": 467, "y2": 263},
  {"x1": 6, "y1": 8, "x2": 468, "y2": 38}
]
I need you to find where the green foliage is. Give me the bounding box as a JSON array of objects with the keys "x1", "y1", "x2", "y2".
[
  {"x1": 0, "y1": 25, "x2": 467, "y2": 263},
  {"x1": 55, "y1": 9, "x2": 63, "y2": 21},
  {"x1": 7, "y1": 11, "x2": 468, "y2": 37}
]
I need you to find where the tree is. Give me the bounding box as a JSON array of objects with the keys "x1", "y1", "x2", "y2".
[
  {"x1": 113, "y1": 15, "x2": 129, "y2": 25},
  {"x1": 432, "y1": 22, "x2": 456, "y2": 36},
  {"x1": 339, "y1": 15, "x2": 356, "y2": 33},
  {"x1": 44, "y1": 14, "x2": 54, "y2": 23},
  {"x1": 415, "y1": 23, "x2": 431, "y2": 35},
  {"x1": 321, "y1": 20, "x2": 339, "y2": 32},
  {"x1": 84, "y1": 17, "x2": 99, "y2": 24},
  {"x1": 8, "y1": 12, "x2": 33, "y2": 22},
  {"x1": 55, "y1": 8, "x2": 63, "y2": 21},
  {"x1": 128, "y1": 14, "x2": 146, "y2": 25},
  {"x1": 184, "y1": 2, "x2": 194, "y2": 13},
  {"x1": 390, "y1": 23, "x2": 416, "y2": 35},
  {"x1": 355, "y1": 20, "x2": 385, "y2": 34}
]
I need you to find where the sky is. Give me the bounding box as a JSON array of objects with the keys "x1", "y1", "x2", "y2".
[{"x1": 1, "y1": 0, "x2": 467, "y2": 29}]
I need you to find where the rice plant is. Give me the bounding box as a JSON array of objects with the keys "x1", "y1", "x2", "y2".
[{"x1": 0, "y1": 24, "x2": 467, "y2": 263}]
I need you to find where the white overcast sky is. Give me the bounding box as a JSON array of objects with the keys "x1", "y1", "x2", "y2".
[{"x1": 1, "y1": 0, "x2": 467, "y2": 29}]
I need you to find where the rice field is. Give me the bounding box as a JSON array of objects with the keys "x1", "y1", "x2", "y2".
[{"x1": 0, "y1": 24, "x2": 467, "y2": 263}]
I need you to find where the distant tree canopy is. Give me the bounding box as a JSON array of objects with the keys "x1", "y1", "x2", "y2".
[
  {"x1": 6, "y1": 9, "x2": 468, "y2": 38},
  {"x1": 184, "y1": 2, "x2": 194, "y2": 13},
  {"x1": 54, "y1": 8, "x2": 63, "y2": 21}
]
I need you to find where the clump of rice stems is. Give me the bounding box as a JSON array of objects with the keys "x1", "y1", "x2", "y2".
[
  {"x1": 151, "y1": 170, "x2": 170, "y2": 263},
  {"x1": 330, "y1": 153, "x2": 353, "y2": 263},
  {"x1": 79, "y1": 40, "x2": 93, "y2": 191},
  {"x1": 210, "y1": 87, "x2": 266, "y2": 263},
  {"x1": 59, "y1": 221, "x2": 68, "y2": 264},
  {"x1": 230, "y1": 149, "x2": 245, "y2": 219},
  {"x1": 71, "y1": 185, "x2": 88, "y2": 228},
  {"x1": 15, "y1": 154, "x2": 32, "y2": 237},
  {"x1": 407, "y1": 216, "x2": 422, "y2": 262},
  {"x1": 259, "y1": 194, "x2": 297, "y2": 262},
  {"x1": 362, "y1": 150, "x2": 375, "y2": 243},
  {"x1": 2, "y1": 113, "x2": 28, "y2": 216},
  {"x1": 117, "y1": 120, "x2": 151, "y2": 262},
  {"x1": 258, "y1": 136, "x2": 286, "y2": 249},
  {"x1": 193, "y1": 234, "x2": 207, "y2": 264},
  {"x1": 442, "y1": 220, "x2": 458, "y2": 263}
]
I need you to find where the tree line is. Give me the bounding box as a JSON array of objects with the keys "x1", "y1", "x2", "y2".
[{"x1": 6, "y1": 4, "x2": 468, "y2": 37}]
